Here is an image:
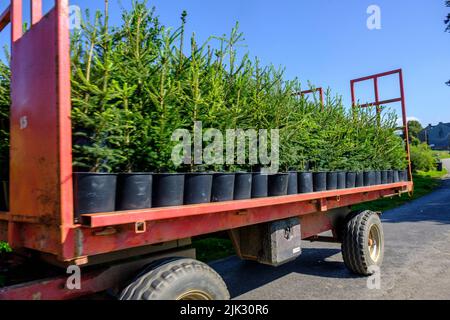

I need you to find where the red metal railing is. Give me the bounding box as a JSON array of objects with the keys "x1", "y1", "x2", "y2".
[
  {"x1": 81, "y1": 182, "x2": 411, "y2": 229},
  {"x1": 350, "y1": 69, "x2": 413, "y2": 182},
  {"x1": 0, "y1": 0, "x2": 75, "y2": 261},
  {"x1": 296, "y1": 87, "x2": 324, "y2": 105},
  {"x1": 0, "y1": 6, "x2": 11, "y2": 32},
  {"x1": 0, "y1": 0, "x2": 47, "y2": 36}
]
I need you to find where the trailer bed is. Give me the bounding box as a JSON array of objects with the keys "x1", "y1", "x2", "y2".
[{"x1": 0, "y1": 181, "x2": 412, "y2": 263}]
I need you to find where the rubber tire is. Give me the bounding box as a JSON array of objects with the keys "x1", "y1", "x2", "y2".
[
  {"x1": 119, "y1": 257, "x2": 230, "y2": 300},
  {"x1": 341, "y1": 210, "x2": 384, "y2": 276}
]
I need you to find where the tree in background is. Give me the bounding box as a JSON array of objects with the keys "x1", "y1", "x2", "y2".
[{"x1": 408, "y1": 120, "x2": 423, "y2": 146}]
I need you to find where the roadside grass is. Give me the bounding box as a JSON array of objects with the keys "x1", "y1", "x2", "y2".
[
  {"x1": 352, "y1": 169, "x2": 448, "y2": 212},
  {"x1": 434, "y1": 150, "x2": 450, "y2": 160},
  {"x1": 193, "y1": 169, "x2": 448, "y2": 263}
]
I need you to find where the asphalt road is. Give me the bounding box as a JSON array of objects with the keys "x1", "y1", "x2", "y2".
[{"x1": 211, "y1": 159, "x2": 450, "y2": 300}]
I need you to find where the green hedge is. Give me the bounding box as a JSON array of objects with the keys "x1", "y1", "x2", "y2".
[{"x1": 410, "y1": 143, "x2": 436, "y2": 172}]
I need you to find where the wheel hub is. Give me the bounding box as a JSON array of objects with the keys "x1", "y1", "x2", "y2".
[
  {"x1": 368, "y1": 224, "x2": 381, "y2": 262},
  {"x1": 177, "y1": 290, "x2": 213, "y2": 300}
]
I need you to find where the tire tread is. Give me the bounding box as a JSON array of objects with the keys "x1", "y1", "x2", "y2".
[
  {"x1": 119, "y1": 257, "x2": 229, "y2": 300},
  {"x1": 341, "y1": 210, "x2": 382, "y2": 276}
]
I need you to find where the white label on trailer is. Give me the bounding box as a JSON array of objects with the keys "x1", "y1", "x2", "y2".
[{"x1": 293, "y1": 247, "x2": 301, "y2": 254}]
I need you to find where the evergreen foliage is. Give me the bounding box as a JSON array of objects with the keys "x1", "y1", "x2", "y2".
[
  {"x1": 0, "y1": 1, "x2": 407, "y2": 174},
  {"x1": 0, "y1": 56, "x2": 9, "y2": 177}
]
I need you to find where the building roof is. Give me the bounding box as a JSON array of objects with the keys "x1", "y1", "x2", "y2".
[{"x1": 424, "y1": 122, "x2": 450, "y2": 129}]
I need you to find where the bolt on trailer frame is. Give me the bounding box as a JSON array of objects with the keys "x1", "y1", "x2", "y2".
[{"x1": 0, "y1": 1, "x2": 413, "y2": 300}]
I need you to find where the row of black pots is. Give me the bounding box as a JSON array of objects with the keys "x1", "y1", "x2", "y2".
[
  {"x1": 73, "y1": 169, "x2": 409, "y2": 217},
  {"x1": 311, "y1": 170, "x2": 408, "y2": 192},
  {"x1": 73, "y1": 172, "x2": 287, "y2": 216}
]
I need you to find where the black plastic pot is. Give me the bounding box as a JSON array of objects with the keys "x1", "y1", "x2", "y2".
[
  {"x1": 298, "y1": 172, "x2": 313, "y2": 194},
  {"x1": 327, "y1": 172, "x2": 338, "y2": 191},
  {"x1": 268, "y1": 174, "x2": 289, "y2": 197},
  {"x1": 381, "y1": 171, "x2": 389, "y2": 184},
  {"x1": 400, "y1": 170, "x2": 408, "y2": 182},
  {"x1": 287, "y1": 172, "x2": 298, "y2": 195},
  {"x1": 116, "y1": 173, "x2": 153, "y2": 211},
  {"x1": 184, "y1": 173, "x2": 213, "y2": 205},
  {"x1": 375, "y1": 171, "x2": 382, "y2": 185},
  {"x1": 364, "y1": 171, "x2": 376, "y2": 186},
  {"x1": 313, "y1": 172, "x2": 327, "y2": 192},
  {"x1": 234, "y1": 173, "x2": 253, "y2": 200},
  {"x1": 73, "y1": 173, "x2": 117, "y2": 219},
  {"x1": 251, "y1": 173, "x2": 268, "y2": 199},
  {"x1": 387, "y1": 170, "x2": 394, "y2": 184},
  {"x1": 337, "y1": 172, "x2": 346, "y2": 189},
  {"x1": 346, "y1": 172, "x2": 356, "y2": 188},
  {"x1": 212, "y1": 173, "x2": 235, "y2": 202},
  {"x1": 0, "y1": 180, "x2": 8, "y2": 211},
  {"x1": 153, "y1": 173, "x2": 185, "y2": 208},
  {"x1": 393, "y1": 170, "x2": 400, "y2": 183},
  {"x1": 356, "y1": 172, "x2": 364, "y2": 187}
]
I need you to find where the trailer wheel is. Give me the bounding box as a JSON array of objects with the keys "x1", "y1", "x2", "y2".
[
  {"x1": 119, "y1": 257, "x2": 230, "y2": 300},
  {"x1": 341, "y1": 210, "x2": 384, "y2": 276}
]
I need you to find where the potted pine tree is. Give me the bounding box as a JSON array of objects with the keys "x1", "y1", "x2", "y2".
[{"x1": 0, "y1": 59, "x2": 10, "y2": 212}]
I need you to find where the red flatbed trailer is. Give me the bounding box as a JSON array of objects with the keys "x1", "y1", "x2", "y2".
[{"x1": 0, "y1": 1, "x2": 413, "y2": 300}]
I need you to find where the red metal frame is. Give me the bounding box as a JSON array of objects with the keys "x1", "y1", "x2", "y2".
[
  {"x1": 350, "y1": 69, "x2": 413, "y2": 182},
  {"x1": 0, "y1": 6, "x2": 11, "y2": 32},
  {"x1": 296, "y1": 88, "x2": 324, "y2": 105},
  {"x1": 0, "y1": 0, "x2": 75, "y2": 261}
]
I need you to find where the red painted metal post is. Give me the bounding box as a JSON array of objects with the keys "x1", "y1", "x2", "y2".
[
  {"x1": 10, "y1": 0, "x2": 22, "y2": 42},
  {"x1": 4, "y1": 0, "x2": 75, "y2": 260},
  {"x1": 8, "y1": 0, "x2": 23, "y2": 249},
  {"x1": 0, "y1": 6, "x2": 11, "y2": 32},
  {"x1": 399, "y1": 70, "x2": 413, "y2": 181},
  {"x1": 31, "y1": 0, "x2": 43, "y2": 25},
  {"x1": 350, "y1": 69, "x2": 413, "y2": 183},
  {"x1": 297, "y1": 88, "x2": 324, "y2": 107},
  {"x1": 374, "y1": 77, "x2": 381, "y2": 114},
  {"x1": 55, "y1": 0, "x2": 75, "y2": 261},
  {"x1": 373, "y1": 78, "x2": 381, "y2": 125},
  {"x1": 350, "y1": 80, "x2": 356, "y2": 107}
]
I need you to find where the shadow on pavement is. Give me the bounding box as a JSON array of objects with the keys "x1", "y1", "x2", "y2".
[{"x1": 211, "y1": 247, "x2": 361, "y2": 298}]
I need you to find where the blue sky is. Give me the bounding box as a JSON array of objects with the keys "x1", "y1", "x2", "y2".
[{"x1": 2, "y1": 0, "x2": 449, "y2": 126}]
